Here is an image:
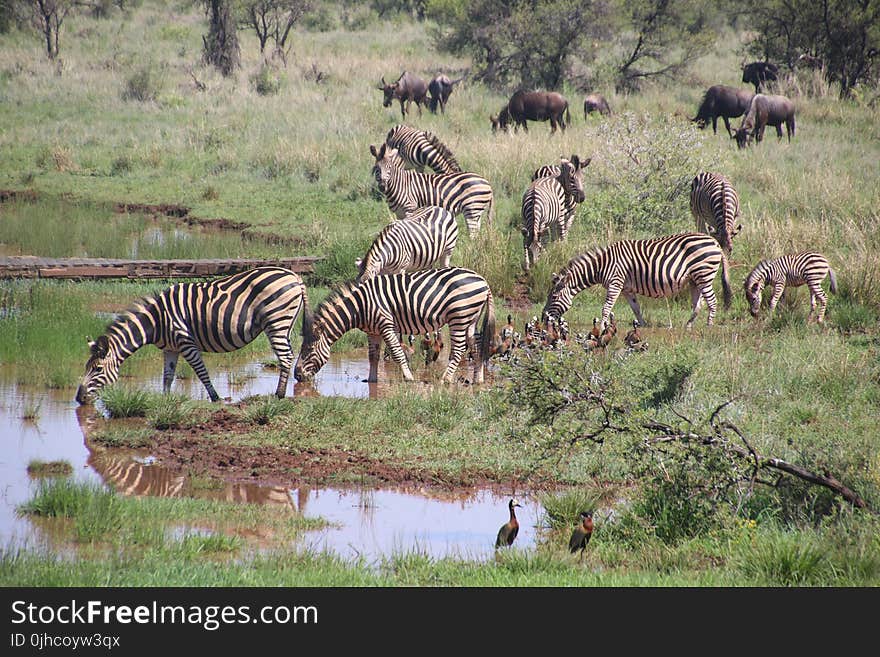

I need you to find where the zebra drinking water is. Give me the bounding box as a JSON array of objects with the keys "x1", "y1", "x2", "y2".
[
  {"x1": 75, "y1": 266, "x2": 308, "y2": 403},
  {"x1": 370, "y1": 143, "x2": 494, "y2": 236},
  {"x1": 744, "y1": 252, "x2": 837, "y2": 323},
  {"x1": 294, "y1": 267, "x2": 495, "y2": 385},
  {"x1": 542, "y1": 233, "x2": 732, "y2": 329}
]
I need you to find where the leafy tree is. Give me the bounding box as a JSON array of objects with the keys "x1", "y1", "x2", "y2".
[
  {"x1": 239, "y1": 0, "x2": 311, "y2": 62},
  {"x1": 613, "y1": 0, "x2": 714, "y2": 93},
  {"x1": 742, "y1": 0, "x2": 879, "y2": 99}
]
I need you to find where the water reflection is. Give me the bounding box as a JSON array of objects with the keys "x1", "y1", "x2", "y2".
[{"x1": 0, "y1": 364, "x2": 542, "y2": 562}]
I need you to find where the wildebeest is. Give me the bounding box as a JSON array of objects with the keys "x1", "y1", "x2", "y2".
[
  {"x1": 741, "y1": 61, "x2": 779, "y2": 93},
  {"x1": 731, "y1": 94, "x2": 796, "y2": 149},
  {"x1": 490, "y1": 90, "x2": 571, "y2": 134},
  {"x1": 583, "y1": 93, "x2": 612, "y2": 118},
  {"x1": 379, "y1": 71, "x2": 429, "y2": 119},
  {"x1": 427, "y1": 74, "x2": 463, "y2": 114},
  {"x1": 691, "y1": 85, "x2": 754, "y2": 135}
]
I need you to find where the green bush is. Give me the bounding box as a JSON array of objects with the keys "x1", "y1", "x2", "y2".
[
  {"x1": 148, "y1": 393, "x2": 192, "y2": 430},
  {"x1": 251, "y1": 65, "x2": 283, "y2": 96},
  {"x1": 122, "y1": 65, "x2": 163, "y2": 102},
  {"x1": 98, "y1": 385, "x2": 151, "y2": 418}
]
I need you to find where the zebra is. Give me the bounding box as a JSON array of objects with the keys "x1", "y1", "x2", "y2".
[
  {"x1": 690, "y1": 172, "x2": 742, "y2": 255},
  {"x1": 370, "y1": 143, "x2": 494, "y2": 237},
  {"x1": 294, "y1": 267, "x2": 495, "y2": 385},
  {"x1": 385, "y1": 124, "x2": 462, "y2": 174},
  {"x1": 542, "y1": 232, "x2": 732, "y2": 330},
  {"x1": 522, "y1": 155, "x2": 590, "y2": 271},
  {"x1": 355, "y1": 206, "x2": 459, "y2": 283},
  {"x1": 75, "y1": 266, "x2": 308, "y2": 404},
  {"x1": 744, "y1": 252, "x2": 837, "y2": 323}
]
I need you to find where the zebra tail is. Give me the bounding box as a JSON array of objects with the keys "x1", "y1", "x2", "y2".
[
  {"x1": 481, "y1": 288, "x2": 496, "y2": 364},
  {"x1": 721, "y1": 254, "x2": 732, "y2": 310},
  {"x1": 565, "y1": 103, "x2": 571, "y2": 127},
  {"x1": 828, "y1": 267, "x2": 838, "y2": 295}
]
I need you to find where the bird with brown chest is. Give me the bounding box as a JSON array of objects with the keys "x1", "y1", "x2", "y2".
[
  {"x1": 568, "y1": 511, "x2": 593, "y2": 560},
  {"x1": 495, "y1": 498, "x2": 522, "y2": 548},
  {"x1": 599, "y1": 312, "x2": 617, "y2": 348}
]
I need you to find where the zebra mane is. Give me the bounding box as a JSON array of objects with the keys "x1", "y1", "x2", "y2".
[
  {"x1": 423, "y1": 130, "x2": 461, "y2": 172},
  {"x1": 312, "y1": 281, "x2": 359, "y2": 327}
]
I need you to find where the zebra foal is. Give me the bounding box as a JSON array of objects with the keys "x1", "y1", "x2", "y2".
[
  {"x1": 542, "y1": 233, "x2": 732, "y2": 330},
  {"x1": 385, "y1": 124, "x2": 462, "y2": 174},
  {"x1": 75, "y1": 266, "x2": 308, "y2": 403},
  {"x1": 356, "y1": 206, "x2": 458, "y2": 282},
  {"x1": 690, "y1": 172, "x2": 742, "y2": 255},
  {"x1": 744, "y1": 252, "x2": 837, "y2": 323},
  {"x1": 294, "y1": 267, "x2": 495, "y2": 385},
  {"x1": 370, "y1": 143, "x2": 494, "y2": 236},
  {"x1": 522, "y1": 154, "x2": 590, "y2": 271}
]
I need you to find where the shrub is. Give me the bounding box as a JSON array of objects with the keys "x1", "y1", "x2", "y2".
[
  {"x1": 251, "y1": 64, "x2": 282, "y2": 96},
  {"x1": 241, "y1": 396, "x2": 296, "y2": 425},
  {"x1": 122, "y1": 65, "x2": 163, "y2": 102},
  {"x1": 148, "y1": 393, "x2": 192, "y2": 430},
  {"x1": 98, "y1": 385, "x2": 151, "y2": 418}
]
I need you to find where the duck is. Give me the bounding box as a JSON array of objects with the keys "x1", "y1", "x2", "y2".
[
  {"x1": 495, "y1": 498, "x2": 523, "y2": 549},
  {"x1": 568, "y1": 511, "x2": 594, "y2": 560}
]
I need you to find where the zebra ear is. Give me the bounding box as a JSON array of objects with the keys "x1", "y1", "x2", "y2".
[
  {"x1": 370, "y1": 144, "x2": 378, "y2": 158},
  {"x1": 90, "y1": 335, "x2": 109, "y2": 357},
  {"x1": 580, "y1": 157, "x2": 592, "y2": 169},
  {"x1": 706, "y1": 224, "x2": 717, "y2": 235},
  {"x1": 570, "y1": 155, "x2": 580, "y2": 169},
  {"x1": 551, "y1": 272, "x2": 560, "y2": 284},
  {"x1": 734, "y1": 223, "x2": 743, "y2": 235}
]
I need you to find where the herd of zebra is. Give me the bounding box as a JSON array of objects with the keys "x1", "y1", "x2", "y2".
[{"x1": 75, "y1": 124, "x2": 837, "y2": 404}]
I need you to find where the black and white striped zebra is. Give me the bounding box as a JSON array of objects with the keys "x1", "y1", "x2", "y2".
[
  {"x1": 542, "y1": 233, "x2": 732, "y2": 329},
  {"x1": 356, "y1": 206, "x2": 459, "y2": 283},
  {"x1": 294, "y1": 267, "x2": 495, "y2": 384},
  {"x1": 690, "y1": 172, "x2": 742, "y2": 255},
  {"x1": 75, "y1": 266, "x2": 308, "y2": 403},
  {"x1": 522, "y1": 155, "x2": 590, "y2": 271},
  {"x1": 370, "y1": 143, "x2": 494, "y2": 236},
  {"x1": 744, "y1": 252, "x2": 837, "y2": 323},
  {"x1": 385, "y1": 124, "x2": 462, "y2": 174}
]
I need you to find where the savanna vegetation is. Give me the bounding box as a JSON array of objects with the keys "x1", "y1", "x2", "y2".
[{"x1": 1, "y1": 0, "x2": 879, "y2": 585}]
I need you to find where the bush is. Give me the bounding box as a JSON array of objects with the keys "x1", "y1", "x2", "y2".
[
  {"x1": 98, "y1": 385, "x2": 151, "y2": 418},
  {"x1": 251, "y1": 65, "x2": 283, "y2": 96},
  {"x1": 122, "y1": 65, "x2": 163, "y2": 102},
  {"x1": 148, "y1": 393, "x2": 192, "y2": 430}
]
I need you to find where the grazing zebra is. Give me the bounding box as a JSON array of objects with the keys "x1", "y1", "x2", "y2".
[
  {"x1": 385, "y1": 124, "x2": 462, "y2": 174},
  {"x1": 690, "y1": 172, "x2": 742, "y2": 255},
  {"x1": 542, "y1": 233, "x2": 732, "y2": 329},
  {"x1": 294, "y1": 267, "x2": 495, "y2": 385},
  {"x1": 356, "y1": 206, "x2": 459, "y2": 282},
  {"x1": 744, "y1": 252, "x2": 837, "y2": 323},
  {"x1": 75, "y1": 267, "x2": 308, "y2": 404},
  {"x1": 522, "y1": 155, "x2": 590, "y2": 271},
  {"x1": 370, "y1": 143, "x2": 494, "y2": 236}
]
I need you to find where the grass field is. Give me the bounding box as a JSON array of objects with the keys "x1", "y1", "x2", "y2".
[{"x1": 1, "y1": 1, "x2": 879, "y2": 585}]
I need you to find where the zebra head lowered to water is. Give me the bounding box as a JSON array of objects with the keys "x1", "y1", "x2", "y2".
[
  {"x1": 542, "y1": 232, "x2": 732, "y2": 330},
  {"x1": 370, "y1": 143, "x2": 494, "y2": 237},
  {"x1": 294, "y1": 267, "x2": 495, "y2": 385},
  {"x1": 75, "y1": 267, "x2": 308, "y2": 404}
]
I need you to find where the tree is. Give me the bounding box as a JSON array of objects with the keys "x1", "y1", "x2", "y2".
[
  {"x1": 613, "y1": 0, "x2": 714, "y2": 93},
  {"x1": 22, "y1": 0, "x2": 75, "y2": 59},
  {"x1": 203, "y1": 0, "x2": 240, "y2": 76},
  {"x1": 239, "y1": 0, "x2": 311, "y2": 62},
  {"x1": 427, "y1": 0, "x2": 611, "y2": 90},
  {"x1": 742, "y1": 0, "x2": 879, "y2": 99}
]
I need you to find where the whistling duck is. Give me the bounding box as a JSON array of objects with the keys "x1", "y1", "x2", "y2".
[
  {"x1": 624, "y1": 319, "x2": 642, "y2": 348},
  {"x1": 495, "y1": 498, "x2": 523, "y2": 548},
  {"x1": 568, "y1": 511, "x2": 594, "y2": 559},
  {"x1": 599, "y1": 312, "x2": 617, "y2": 348}
]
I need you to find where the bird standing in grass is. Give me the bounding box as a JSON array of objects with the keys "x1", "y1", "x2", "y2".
[
  {"x1": 495, "y1": 498, "x2": 522, "y2": 548},
  {"x1": 569, "y1": 511, "x2": 593, "y2": 560}
]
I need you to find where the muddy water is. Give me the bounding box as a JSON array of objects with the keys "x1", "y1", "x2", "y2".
[{"x1": 0, "y1": 357, "x2": 541, "y2": 562}]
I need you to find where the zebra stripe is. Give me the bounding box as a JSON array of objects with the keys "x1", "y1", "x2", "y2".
[
  {"x1": 690, "y1": 172, "x2": 742, "y2": 255},
  {"x1": 532, "y1": 164, "x2": 561, "y2": 181},
  {"x1": 370, "y1": 143, "x2": 494, "y2": 236},
  {"x1": 542, "y1": 232, "x2": 732, "y2": 329},
  {"x1": 522, "y1": 156, "x2": 588, "y2": 271},
  {"x1": 385, "y1": 124, "x2": 462, "y2": 174},
  {"x1": 295, "y1": 267, "x2": 495, "y2": 384},
  {"x1": 75, "y1": 266, "x2": 308, "y2": 403},
  {"x1": 744, "y1": 251, "x2": 837, "y2": 323},
  {"x1": 356, "y1": 206, "x2": 459, "y2": 282}
]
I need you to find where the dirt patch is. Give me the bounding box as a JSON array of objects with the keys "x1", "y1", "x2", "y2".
[
  {"x1": 147, "y1": 408, "x2": 515, "y2": 493},
  {"x1": 503, "y1": 277, "x2": 536, "y2": 312},
  {"x1": 115, "y1": 202, "x2": 191, "y2": 218}
]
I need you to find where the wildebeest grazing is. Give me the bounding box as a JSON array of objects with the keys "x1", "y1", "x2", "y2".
[
  {"x1": 427, "y1": 74, "x2": 463, "y2": 114},
  {"x1": 732, "y1": 94, "x2": 796, "y2": 149},
  {"x1": 583, "y1": 93, "x2": 612, "y2": 118},
  {"x1": 490, "y1": 90, "x2": 571, "y2": 134},
  {"x1": 741, "y1": 61, "x2": 779, "y2": 93},
  {"x1": 379, "y1": 71, "x2": 429, "y2": 119},
  {"x1": 691, "y1": 85, "x2": 754, "y2": 135}
]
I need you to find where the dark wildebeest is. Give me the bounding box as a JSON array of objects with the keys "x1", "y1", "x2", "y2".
[
  {"x1": 490, "y1": 90, "x2": 571, "y2": 134},
  {"x1": 731, "y1": 94, "x2": 796, "y2": 149},
  {"x1": 691, "y1": 85, "x2": 754, "y2": 135},
  {"x1": 379, "y1": 71, "x2": 429, "y2": 119},
  {"x1": 583, "y1": 93, "x2": 612, "y2": 118},
  {"x1": 427, "y1": 74, "x2": 463, "y2": 114},
  {"x1": 741, "y1": 61, "x2": 779, "y2": 94}
]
